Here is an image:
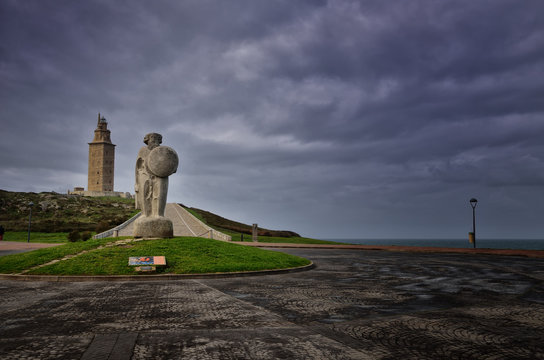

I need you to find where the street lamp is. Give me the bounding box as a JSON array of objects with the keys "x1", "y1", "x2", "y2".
[
  {"x1": 27, "y1": 201, "x2": 34, "y2": 243},
  {"x1": 469, "y1": 198, "x2": 478, "y2": 248}
]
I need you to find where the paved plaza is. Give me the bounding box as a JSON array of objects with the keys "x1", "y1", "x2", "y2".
[
  {"x1": 0, "y1": 248, "x2": 543, "y2": 359},
  {"x1": 0, "y1": 241, "x2": 62, "y2": 257}
]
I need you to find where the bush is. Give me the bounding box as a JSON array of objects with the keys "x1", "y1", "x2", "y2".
[
  {"x1": 113, "y1": 216, "x2": 126, "y2": 225},
  {"x1": 80, "y1": 231, "x2": 92, "y2": 241},
  {"x1": 95, "y1": 220, "x2": 111, "y2": 234},
  {"x1": 67, "y1": 230, "x2": 81, "y2": 242}
]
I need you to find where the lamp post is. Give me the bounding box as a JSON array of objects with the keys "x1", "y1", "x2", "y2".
[
  {"x1": 469, "y1": 198, "x2": 478, "y2": 249},
  {"x1": 27, "y1": 201, "x2": 34, "y2": 243}
]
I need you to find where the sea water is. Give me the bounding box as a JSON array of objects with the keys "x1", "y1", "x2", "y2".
[{"x1": 325, "y1": 238, "x2": 544, "y2": 250}]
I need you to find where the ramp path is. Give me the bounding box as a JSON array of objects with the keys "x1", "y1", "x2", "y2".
[{"x1": 117, "y1": 203, "x2": 231, "y2": 240}]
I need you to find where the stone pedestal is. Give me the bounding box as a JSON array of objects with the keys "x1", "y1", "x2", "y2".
[{"x1": 133, "y1": 216, "x2": 173, "y2": 238}]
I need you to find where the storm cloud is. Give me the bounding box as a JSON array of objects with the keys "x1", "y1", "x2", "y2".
[{"x1": 1, "y1": 0, "x2": 544, "y2": 238}]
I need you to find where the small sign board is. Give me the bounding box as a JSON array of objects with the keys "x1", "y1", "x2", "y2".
[
  {"x1": 128, "y1": 256, "x2": 166, "y2": 266},
  {"x1": 135, "y1": 266, "x2": 156, "y2": 272}
]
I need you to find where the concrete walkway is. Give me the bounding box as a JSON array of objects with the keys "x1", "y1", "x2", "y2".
[
  {"x1": 0, "y1": 248, "x2": 542, "y2": 359},
  {"x1": 165, "y1": 203, "x2": 209, "y2": 237}
]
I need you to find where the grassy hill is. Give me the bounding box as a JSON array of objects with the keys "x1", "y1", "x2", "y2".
[
  {"x1": 179, "y1": 205, "x2": 340, "y2": 244},
  {"x1": 182, "y1": 205, "x2": 300, "y2": 238},
  {"x1": 0, "y1": 190, "x2": 136, "y2": 232},
  {"x1": 0, "y1": 190, "x2": 305, "y2": 239}
]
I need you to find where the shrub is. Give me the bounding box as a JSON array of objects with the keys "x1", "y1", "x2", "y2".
[
  {"x1": 67, "y1": 230, "x2": 81, "y2": 242},
  {"x1": 95, "y1": 220, "x2": 111, "y2": 234},
  {"x1": 113, "y1": 216, "x2": 126, "y2": 225},
  {"x1": 80, "y1": 231, "x2": 92, "y2": 241}
]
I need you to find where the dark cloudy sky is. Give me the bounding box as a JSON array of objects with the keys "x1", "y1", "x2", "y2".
[{"x1": 2, "y1": 0, "x2": 544, "y2": 239}]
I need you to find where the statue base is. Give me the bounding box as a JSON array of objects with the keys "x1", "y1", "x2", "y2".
[{"x1": 133, "y1": 216, "x2": 174, "y2": 238}]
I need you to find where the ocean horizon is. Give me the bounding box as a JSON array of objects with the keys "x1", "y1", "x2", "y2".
[{"x1": 325, "y1": 238, "x2": 544, "y2": 250}]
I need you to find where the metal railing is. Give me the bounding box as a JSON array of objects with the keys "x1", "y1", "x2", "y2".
[
  {"x1": 195, "y1": 228, "x2": 232, "y2": 241},
  {"x1": 93, "y1": 212, "x2": 142, "y2": 239},
  {"x1": 179, "y1": 205, "x2": 232, "y2": 241}
]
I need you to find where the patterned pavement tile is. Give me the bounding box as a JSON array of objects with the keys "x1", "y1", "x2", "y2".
[{"x1": 0, "y1": 249, "x2": 542, "y2": 359}]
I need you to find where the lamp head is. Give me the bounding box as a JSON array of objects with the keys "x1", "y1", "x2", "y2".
[{"x1": 469, "y1": 198, "x2": 478, "y2": 208}]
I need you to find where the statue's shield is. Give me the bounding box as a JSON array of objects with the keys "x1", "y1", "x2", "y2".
[{"x1": 147, "y1": 146, "x2": 179, "y2": 177}]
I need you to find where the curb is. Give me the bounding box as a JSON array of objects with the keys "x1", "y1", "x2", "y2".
[
  {"x1": 0, "y1": 262, "x2": 314, "y2": 282},
  {"x1": 237, "y1": 242, "x2": 544, "y2": 258}
]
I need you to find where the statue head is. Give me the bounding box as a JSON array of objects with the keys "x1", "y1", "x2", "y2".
[{"x1": 144, "y1": 133, "x2": 162, "y2": 149}]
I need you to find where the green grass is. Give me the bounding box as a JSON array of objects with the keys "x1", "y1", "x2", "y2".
[
  {"x1": 224, "y1": 231, "x2": 345, "y2": 245},
  {"x1": 252, "y1": 236, "x2": 347, "y2": 245},
  {"x1": 26, "y1": 237, "x2": 311, "y2": 275},
  {"x1": 3, "y1": 231, "x2": 71, "y2": 243},
  {"x1": 0, "y1": 237, "x2": 123, "y2": 274}
]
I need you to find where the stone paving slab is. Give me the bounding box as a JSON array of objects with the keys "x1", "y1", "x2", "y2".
[
  {"x1": 81, "y1": 333, "x2": 137, "y2": 360},
  {"x1": 0, "y1": 335, "x2": 93, "y2": 360},
  {"x1": 131, "y1": 328, "x2": 370, "y2": 359},
  {"x1": 0, "y1": 249, "x2": 542, "y2": 359}
]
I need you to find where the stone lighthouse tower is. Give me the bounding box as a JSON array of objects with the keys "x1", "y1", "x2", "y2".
[{"x1": 88, "y1": 113, "x2": 115, "y2": 192}]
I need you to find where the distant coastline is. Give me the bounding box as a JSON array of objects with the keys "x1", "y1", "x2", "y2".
[{"x1": 326, "y1": 238, "x2": 544, "y2": 250}]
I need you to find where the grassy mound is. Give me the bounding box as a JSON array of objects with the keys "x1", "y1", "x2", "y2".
[
  {"x1": 0, "y1": 237, "x2": 122, "y2": 274},
  {"x1": 0, "y1": 237, "x2": 311, "y2": 276}
]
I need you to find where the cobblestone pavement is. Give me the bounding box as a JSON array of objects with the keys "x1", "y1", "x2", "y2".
[{"x1": 0, "y1": 249, "x2": 542, "y2": 359}]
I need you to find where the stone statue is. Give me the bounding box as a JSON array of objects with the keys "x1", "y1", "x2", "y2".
[{"x1": 133, "y1": 133, "x2": 179, "y2": 238}]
